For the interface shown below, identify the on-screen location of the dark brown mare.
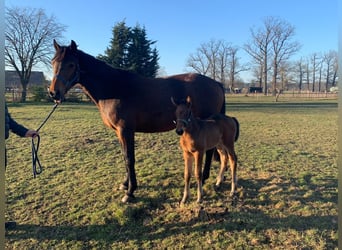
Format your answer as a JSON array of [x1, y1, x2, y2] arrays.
[[172, 96, 239, 204], [48, 40, 226, 202]]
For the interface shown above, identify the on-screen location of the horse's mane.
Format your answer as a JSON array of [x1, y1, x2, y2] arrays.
[[76, 49, 141, 81]]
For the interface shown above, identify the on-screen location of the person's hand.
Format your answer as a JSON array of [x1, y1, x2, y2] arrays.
[[25, 130, 39, 138]]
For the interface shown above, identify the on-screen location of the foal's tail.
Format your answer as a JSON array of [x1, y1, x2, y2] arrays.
[[232, 117, 240, 142]]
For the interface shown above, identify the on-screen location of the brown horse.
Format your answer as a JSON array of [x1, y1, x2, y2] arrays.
[[48, 40, 226, 202], [172, 96, 239, 204]]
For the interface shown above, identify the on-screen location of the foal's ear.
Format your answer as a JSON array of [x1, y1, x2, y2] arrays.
[[70, 40, 78, 51], [186, 96, 192, 108], [53, 39, 60, 51]]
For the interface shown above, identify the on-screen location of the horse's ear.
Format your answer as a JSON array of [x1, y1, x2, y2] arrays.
[[70, 40, 77, 51], [171, 97, 178, 106], [53, 39, 60, 51]]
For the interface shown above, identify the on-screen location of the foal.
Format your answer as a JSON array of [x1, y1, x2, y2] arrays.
[[172, 96, 239, 204]]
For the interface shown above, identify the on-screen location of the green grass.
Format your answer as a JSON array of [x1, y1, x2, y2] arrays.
[[5, 98, 338, 249]]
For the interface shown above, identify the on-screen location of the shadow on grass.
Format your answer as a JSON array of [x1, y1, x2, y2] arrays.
[[5, 214, 337, 243], [6, 175, 337, 247]]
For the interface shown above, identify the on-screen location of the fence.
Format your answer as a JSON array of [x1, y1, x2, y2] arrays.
[[5, 88, 338, 103], [5, 87, 90, 103], [245, 90, 338, 100]]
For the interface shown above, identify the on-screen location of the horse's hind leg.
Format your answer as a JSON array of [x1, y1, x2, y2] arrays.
[[202, 148, 214, 184], [117, 129, 137, 203]]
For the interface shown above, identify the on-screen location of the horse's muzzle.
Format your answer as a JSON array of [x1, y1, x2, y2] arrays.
[[48, 89, 63, 103]]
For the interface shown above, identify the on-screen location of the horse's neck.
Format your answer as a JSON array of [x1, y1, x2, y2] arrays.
[[78, 51, 140, 102]]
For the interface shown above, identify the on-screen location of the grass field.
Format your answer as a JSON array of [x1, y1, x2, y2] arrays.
[[5, 96, 338, 249]]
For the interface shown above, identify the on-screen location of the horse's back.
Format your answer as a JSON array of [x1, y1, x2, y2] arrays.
[[113, 73, 225, 133], [167, 73, 225, 118], [211, 114, 239, 142]]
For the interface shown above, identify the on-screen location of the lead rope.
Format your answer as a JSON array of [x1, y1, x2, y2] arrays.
[[31, 103, 59, 178]]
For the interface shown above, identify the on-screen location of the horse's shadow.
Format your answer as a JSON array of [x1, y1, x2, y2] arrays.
[[6, 175, 337, 246]]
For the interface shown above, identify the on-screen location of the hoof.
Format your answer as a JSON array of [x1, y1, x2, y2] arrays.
[[229, 191, 237, 198], [231, 196, 238, 207], [119, 184, 128, 190], [179, 201, 186, 208], [196, 199, 203, 204], [214, 184, 221, 192], [121, 194, 135, 203], [180, 198, 187, 205]]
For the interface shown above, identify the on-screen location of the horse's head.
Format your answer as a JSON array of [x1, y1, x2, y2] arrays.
[[48, 40, 80, 103], [171, 96, 193, 135]]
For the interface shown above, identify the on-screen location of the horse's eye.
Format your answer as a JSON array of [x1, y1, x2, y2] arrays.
[[68, 63, 75, 69]]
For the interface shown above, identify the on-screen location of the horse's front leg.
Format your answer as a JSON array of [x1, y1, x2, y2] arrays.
[[194, 151, 204, 203], [117, 129, 137, 203], [181, 151, 193, 204]]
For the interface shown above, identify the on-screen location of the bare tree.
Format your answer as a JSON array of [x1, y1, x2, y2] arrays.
[[331, 52, 338, 87], [305, 59, 310, 91], [295, 58, 305, 92], [244, 17, 276, 95], [186, 50, 210, 76], [245, 17, 300, 95], [5, 7, 65, 102], [309, 53, 321, 92], [227, 46, 249, 89], [271, 18, 301, 95], [216, 41, 231, 84], [317, 57, 324, 92], [186, 39, 225, 81], [187, 39, 247, 91], [323, 50, 338, 91]]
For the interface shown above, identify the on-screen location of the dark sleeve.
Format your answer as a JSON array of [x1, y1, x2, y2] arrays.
[[5, 104, 28, 137]]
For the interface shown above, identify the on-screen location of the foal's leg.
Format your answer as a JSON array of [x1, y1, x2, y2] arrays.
[[117, 129, 137, 203], [228, 148, 238, 196], [215, 149, 228, 189], [194, 151, 204, 203], [181, 151, 193, 204]]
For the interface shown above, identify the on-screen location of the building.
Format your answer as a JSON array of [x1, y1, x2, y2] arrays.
[[5, 70, 46, 90]]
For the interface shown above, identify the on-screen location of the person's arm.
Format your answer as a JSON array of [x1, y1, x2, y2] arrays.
[[7, 111, 29, 137], [5, 104, 32, 138]]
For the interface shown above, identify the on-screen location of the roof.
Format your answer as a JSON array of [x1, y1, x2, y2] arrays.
[[5, 70, 46, 88]]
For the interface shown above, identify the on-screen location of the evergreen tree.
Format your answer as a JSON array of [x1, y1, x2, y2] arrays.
[[98, 21, 159, 77], [98, 21, 130, 68]]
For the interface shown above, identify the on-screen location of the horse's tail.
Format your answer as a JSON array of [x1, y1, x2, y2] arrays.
[[232, 117, 240, 142], [219, 84, 226, 115], [212, 82, 226, 162]]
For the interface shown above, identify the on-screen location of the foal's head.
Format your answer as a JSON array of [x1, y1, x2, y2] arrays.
[[171, 96, 193, 135]]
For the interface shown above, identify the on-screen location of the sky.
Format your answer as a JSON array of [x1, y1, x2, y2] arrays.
[[5, 0, 339, 82]]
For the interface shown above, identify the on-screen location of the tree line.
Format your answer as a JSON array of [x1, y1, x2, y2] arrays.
[[186, 16, 338, 95], [5, 7, 338, 102]]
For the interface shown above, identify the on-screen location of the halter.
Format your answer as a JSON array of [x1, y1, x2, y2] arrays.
[[174, 110, 192, 127], [54, 64, 80, 90]]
